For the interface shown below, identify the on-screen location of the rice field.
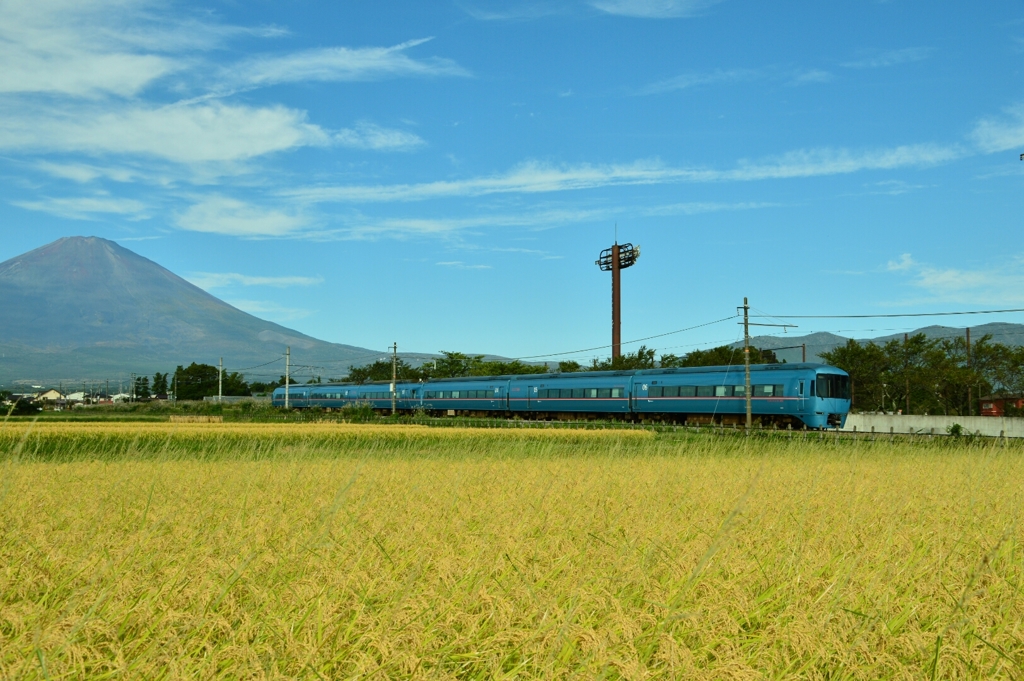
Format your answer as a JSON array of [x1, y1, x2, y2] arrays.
[[2, 422, 1023, 679]]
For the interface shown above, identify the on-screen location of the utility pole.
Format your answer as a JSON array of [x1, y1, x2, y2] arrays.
[[743, 297, 752, 433], [966, 327, 972, 416], [106, 379, 109, 403], [130, 373, 135, 403], [285, 346, 291, 409], [391, 342, 398, 416], [904, 333, 910, 415], [802, 343, 806, 363], [218, 357, 223, 403]]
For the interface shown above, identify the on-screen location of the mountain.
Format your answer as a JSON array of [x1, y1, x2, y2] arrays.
[[740, 323, 1024, 363], [0, 237, 391, 385]]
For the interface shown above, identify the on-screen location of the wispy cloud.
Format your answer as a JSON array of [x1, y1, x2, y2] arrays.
[[886, 253, 1024, 306], [284, 144, 961, 204], [11, 195, 148, 220], [886, 253, 916, 271], [459, 3, 564, 20], [335, 122, 425, 151], [221, 38, 469, 90], [436, 261, 492, 269], [636, 68, 755, 95], [788, 69, 833, 85], [970, 104, 1024, 154], [842, 47, 932, 69], [641, 201, 781, 216], [590, 0, 723, 18], [176, 197, 309, 237], [0, 101, 330, 164], [223, 299, 315, 322], [187, 272, 324, 289]]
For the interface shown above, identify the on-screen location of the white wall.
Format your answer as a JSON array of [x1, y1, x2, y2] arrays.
[[843, 414, 1024, 438]]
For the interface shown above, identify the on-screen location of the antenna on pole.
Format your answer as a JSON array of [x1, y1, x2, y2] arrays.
[[595, 234, 640, 360]]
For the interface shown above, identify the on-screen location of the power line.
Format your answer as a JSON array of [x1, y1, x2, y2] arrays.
[[513, 315, 738, 361], [756, 307, 1024, 320]]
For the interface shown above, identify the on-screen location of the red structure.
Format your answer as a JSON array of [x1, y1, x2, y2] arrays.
[[595, 242, 640, 359], [980, 394, 1024, 417]]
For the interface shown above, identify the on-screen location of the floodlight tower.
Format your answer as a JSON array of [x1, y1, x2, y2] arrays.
[[595, 241, 640, 359]]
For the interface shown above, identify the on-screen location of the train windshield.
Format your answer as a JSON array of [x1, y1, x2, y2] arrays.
[[816, 373, 850, 400]]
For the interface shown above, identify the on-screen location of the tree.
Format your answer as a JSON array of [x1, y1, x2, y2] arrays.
[[173, 363, 218, 401], [133, 375, 151, 400], [820, 340, 888, 411], [346, 358, 424, 383], [661, 345, 779, 368], [152, 372, 169, 398], [558, 360, 584, 373]]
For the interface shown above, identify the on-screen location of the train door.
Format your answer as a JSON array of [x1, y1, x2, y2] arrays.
[[527, 385, 539, 410]]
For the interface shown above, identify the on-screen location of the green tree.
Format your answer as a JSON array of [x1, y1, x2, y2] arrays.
[[558, 360, 584, 373], [152, 372, 169, 397], [346, 358, 425, 383], [133, 375, 151, 400], [173, 363, 218, 401], [820, 340, 888, 411], [661, 345, 779, 368]]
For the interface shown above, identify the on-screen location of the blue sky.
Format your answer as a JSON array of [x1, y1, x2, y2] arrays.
[[2, 0, 1023, 364]]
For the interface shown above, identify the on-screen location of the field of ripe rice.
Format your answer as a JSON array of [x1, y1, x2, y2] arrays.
[[2, 423, 1023, 679]]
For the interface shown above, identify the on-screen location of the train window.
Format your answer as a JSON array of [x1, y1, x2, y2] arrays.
[[452, 391, 461, 398], [697, 385, 714, 397], [734, 385, 746, 397], [587, 388, 598, 398], [663, 386, 679, 397], [572, 388, 585, 398], [556, 389, 568, 398], [816, 374, 850, 400], [809, 381, 815, 397], [648, 386, 663, 397], [714, 386, 730, 397], [611, 388, 624, 398], [678, 386, 696, 397], [597, 388, 612, 398], [753, 385, 772, 397]]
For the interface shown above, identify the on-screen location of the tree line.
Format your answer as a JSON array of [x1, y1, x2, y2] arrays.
[[820, 334, 1024, 416]]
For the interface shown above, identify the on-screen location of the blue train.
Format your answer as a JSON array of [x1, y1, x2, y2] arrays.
[[272, 362, 851, 429]]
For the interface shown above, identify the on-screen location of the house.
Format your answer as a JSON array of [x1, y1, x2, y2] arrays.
[[37, 389, 64, 402], [980, 394, 1024, 417]]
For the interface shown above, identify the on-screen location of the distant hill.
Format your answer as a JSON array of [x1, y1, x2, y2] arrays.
[[739, 323, 1024, 363], [0, 237, 407, 385]]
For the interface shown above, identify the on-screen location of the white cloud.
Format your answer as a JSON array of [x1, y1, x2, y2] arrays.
[[842, 47, 932, 69], [591, 0, 722, 18], [33, 161, 149, 183], [335, 122, 425, 151], [223, 299, 314, 322], [970, 105, 1024, 154], [11, 195, 148, 220], [0, 101, 329, 164], [636, 69, 755, 95], [186, 272, 324, 289], [224, 38, 469, 89], [285, 144, 961, 204], [887, 254, 1024, 306], [887, 253, 916, 271], [176, 197, 309, 237]]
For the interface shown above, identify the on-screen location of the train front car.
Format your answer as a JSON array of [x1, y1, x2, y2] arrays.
[[631, 363, 850, 429], [810, 368, 851, 429]]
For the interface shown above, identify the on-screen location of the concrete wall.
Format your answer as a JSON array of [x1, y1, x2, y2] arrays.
[[842, 413, 1024, 438], [201, 395, 270, 404]]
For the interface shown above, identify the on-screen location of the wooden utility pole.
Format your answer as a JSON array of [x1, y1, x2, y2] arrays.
[[611, 244, 621, 359], [904, 333, 910, 415], [285, 346, 290, 409], [391, 342, 398, 416], [744, 297, 752, 433], [966, 327, 972, 416]]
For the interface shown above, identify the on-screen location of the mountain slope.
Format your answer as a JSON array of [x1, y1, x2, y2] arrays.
[[0, 237, 379, 384]]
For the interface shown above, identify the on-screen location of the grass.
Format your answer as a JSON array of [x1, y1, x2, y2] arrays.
[[1, 422, 1023, 679]]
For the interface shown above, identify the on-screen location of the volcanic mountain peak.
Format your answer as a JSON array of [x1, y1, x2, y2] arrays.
[[0, 236, 374, 382]]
